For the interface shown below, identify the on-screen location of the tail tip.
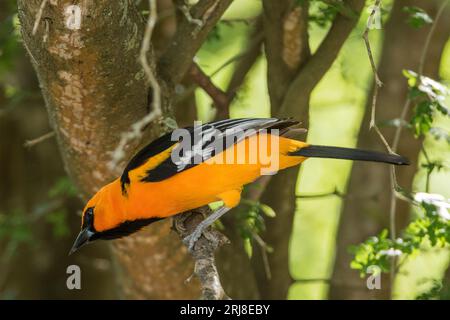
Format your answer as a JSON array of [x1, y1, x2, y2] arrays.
[[397, 156, 410, 166]]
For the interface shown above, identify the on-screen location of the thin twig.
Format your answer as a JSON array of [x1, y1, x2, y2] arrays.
[[23, 131, 55, 148], [364, 1, 393, 154], [32, 0, 48, 35], [418, 1, 448, 76], [108, 0, 163, 171], [43, 18, 50, 43], [139, 0, 161, 116], [422, 147, 432, 192], [363, 0, 401, 290], [296, 188, 344, 199], [363, 0, 383, 87], [392, 99, 411, 151], [252, 232, 272, 280], [179, 4, 203, 29]]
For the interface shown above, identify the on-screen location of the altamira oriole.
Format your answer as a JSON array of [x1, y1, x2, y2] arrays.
[[70, 118, 409, 254]]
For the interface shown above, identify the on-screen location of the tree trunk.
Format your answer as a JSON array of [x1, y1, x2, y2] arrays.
[[17, 0, 199, 299], [330, 0, 450, 300]]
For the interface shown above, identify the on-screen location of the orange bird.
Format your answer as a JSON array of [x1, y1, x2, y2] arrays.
[[70, 118, 408, 254]]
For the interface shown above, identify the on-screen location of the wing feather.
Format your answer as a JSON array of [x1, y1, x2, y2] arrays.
[[120, 118, 299, 192], [140, 118, 298, 183]]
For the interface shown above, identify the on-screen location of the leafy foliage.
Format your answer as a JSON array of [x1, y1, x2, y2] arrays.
[[236, 199, 275, 257], [307, 1, 339, 28], [403, 70, 449, 138], [415, 278, 450, 300], [403, 6, 433, 29], [415, 279, 443, 300], [351, 193, 450, 277]]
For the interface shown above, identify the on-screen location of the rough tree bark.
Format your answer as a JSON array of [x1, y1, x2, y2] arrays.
[[17, 0, 232, 299], [330, 0, 450, 300]]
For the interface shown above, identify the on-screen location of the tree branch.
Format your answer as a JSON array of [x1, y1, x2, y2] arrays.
[[225, 17, 264, 99], [188, 63, 230, 112], [263, 0, 310, 111], [173, 208, 230, 300], [158, 0, 233, 84], [188, 17, 263, 120], [279, 0, 365, 116]]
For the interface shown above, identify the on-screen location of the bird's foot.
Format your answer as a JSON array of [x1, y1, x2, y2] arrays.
[[183, 224, 205, 251], [182, 206, 231, 251]]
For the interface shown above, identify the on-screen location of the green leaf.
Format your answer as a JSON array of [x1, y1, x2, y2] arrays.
[[259, 203, 276, 218], [243, 238, 253, 258], [403, 6, 433, 28]]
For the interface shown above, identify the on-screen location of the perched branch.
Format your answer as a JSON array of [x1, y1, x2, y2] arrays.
[[173, 208, 230, 300], [159, 0, 233, 83]]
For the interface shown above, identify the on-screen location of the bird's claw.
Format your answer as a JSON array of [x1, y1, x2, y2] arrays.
[[183, 227, 203, 251]]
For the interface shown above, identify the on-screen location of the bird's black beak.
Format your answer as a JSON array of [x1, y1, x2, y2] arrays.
[[69, 228, 94, 255]]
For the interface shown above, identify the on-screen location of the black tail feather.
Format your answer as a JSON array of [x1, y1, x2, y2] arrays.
[[291, 145, 409, 165]]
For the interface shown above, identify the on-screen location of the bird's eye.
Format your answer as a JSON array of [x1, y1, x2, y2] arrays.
[[82, 207, 94, 229]]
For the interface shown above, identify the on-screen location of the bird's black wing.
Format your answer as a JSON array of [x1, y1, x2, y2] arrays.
[[120, 118, 298, 191]]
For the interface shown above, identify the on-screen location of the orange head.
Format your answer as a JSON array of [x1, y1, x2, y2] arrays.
[[69, 180, 126, 254]]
